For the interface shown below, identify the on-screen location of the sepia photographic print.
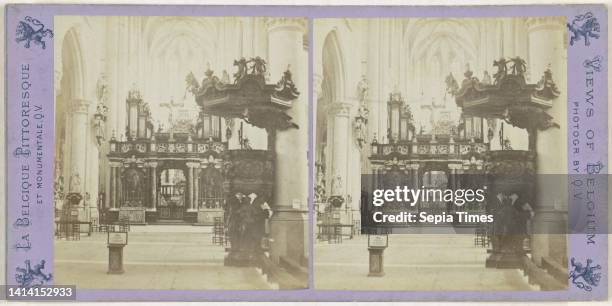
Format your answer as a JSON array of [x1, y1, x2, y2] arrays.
[[52, 16, 309, 290], [4, 3, 607, 302], [313, 17, 569, 291]]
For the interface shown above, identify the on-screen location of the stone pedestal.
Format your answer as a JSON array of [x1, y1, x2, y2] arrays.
[[368, 248, 385, 277], [530, 209, 567, 266], [269, 209, 308, 267], [107, 245, 125, 274]]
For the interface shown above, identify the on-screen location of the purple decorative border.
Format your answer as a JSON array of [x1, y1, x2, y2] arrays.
[[4, 4, 608, 301]]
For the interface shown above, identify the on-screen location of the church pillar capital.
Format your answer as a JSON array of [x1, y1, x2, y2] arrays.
[[144, 161, 158, 168], [525, 17, 565, 33], [407, 163, 420, 170], [71, 99, 92, 114], [328, 102, 352, 117], [108, 161, 123, 168], [266, 17, 307, 34], [186, 162, 200, 169]]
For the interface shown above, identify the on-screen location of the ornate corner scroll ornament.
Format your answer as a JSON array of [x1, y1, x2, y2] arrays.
[[274, 65, 300, 100], [16, 16, 54, 50], [569, 257, 602, 292], [15, 260, 53, 287], [534, 67, 561, 100], [583, 55, 603, 72], [568, 12, 601, 46], [502, 105, 560, 132]]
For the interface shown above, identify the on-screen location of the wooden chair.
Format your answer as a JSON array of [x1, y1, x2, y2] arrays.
[[91, 218, 99, 232], [474, 224, 488, 247], [69, 223, 80, 241], [212, 217, 225, 245]]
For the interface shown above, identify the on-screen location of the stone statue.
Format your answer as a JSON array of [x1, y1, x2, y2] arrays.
[[493, 57, 508, 84], [331, 174, 343, 195], [93, 103, 108, 145], [353, 117, 367, 149], [233, 57, 248, 82], [509, 56, 527, 76], [250, 56, 267, 76], [69, 170, 81, 193], [93, 114, 106, 145], [314, 164, 326, 202], [96, 73, 109, 103], [356, 75, 369, 102]]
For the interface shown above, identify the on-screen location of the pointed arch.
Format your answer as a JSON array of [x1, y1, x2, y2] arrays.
[[61, 28, 86, 100], [322, 30, 346, 103]]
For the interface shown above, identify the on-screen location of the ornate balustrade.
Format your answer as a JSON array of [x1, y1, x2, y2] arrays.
[[370, 138, 489, 160], [109, 137, 227, 156]]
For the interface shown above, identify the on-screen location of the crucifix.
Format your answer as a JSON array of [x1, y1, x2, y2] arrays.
[[160, 97, 184, 141]]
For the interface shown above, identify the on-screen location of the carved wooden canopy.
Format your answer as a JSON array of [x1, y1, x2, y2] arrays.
[[192, 59, 300, 131], [455, 59, 560, 120]]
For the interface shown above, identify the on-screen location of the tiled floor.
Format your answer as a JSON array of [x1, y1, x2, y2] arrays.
[[54, 226, 272, 290], [314, 233, 537, 291]]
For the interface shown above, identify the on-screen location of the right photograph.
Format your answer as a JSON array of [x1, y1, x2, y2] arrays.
[[313, 17, 568, 291]]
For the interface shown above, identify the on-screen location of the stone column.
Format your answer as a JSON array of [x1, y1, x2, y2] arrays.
[[266, 17, 308, 266], [328, 103, 352, 198], [525, 17, 568, 266], [186, 162, 197, 212], [313, 72, 323, 154], [366, 19, 382, 142], [116, 165, 123, 209], [448, 164, 458, 190], [147, 162, 158, 211], [108, 161, 122, 211], [411, 164, 420, 189], [193, 166, 200, 210], [67, 99, 91, 194]]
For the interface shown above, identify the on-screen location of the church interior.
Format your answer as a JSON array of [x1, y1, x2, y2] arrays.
[[313, 17, 568, 290], [53, 16, 308, 289]]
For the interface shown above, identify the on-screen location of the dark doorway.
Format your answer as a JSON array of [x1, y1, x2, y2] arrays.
[[158, 168, 186, 220]]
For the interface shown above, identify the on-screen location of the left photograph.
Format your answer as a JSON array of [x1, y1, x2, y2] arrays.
[[53, 16, 309, 290]]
